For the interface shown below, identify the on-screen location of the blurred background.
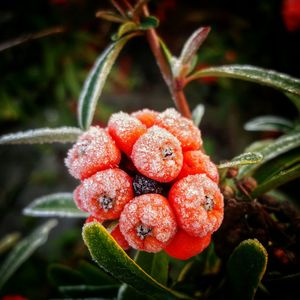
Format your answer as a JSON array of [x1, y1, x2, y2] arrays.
[[0, 0, 299, 298]]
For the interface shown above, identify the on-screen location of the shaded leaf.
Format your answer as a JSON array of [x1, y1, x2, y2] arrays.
[[192, 104, 205, 127], [286, 92, 300, 113], [189, 65, 300, 96], [239, 131, 300, 177], [0, 219, 57, 288], [59, 284, 119, 298], [252, 163, 300, 197], [23, 193, 88, 218], [159, 38, 173, 65], [218, 152, 263, 169], [244, 115, 293, 132], [116, 22, 138, 40], [227, 239, 268, 300], [0, 127, 82, 144], [78, 34, 135, 130], [82, 222, 192, 299], [244, 140, 273, 153], [48, 264, 86, 287], [179, 27, 210, 66], [139, 16, 159, 30]]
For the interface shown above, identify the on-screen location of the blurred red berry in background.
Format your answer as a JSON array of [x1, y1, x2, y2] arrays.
[[282, 0, 300, 31]]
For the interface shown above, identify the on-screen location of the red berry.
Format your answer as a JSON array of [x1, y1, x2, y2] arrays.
[[65, 126, 121, 180], [164, 229, 211, 260], [74, 186, 89, 212], [76, 169, 134, 220], [132, 109, 159, 128], [111, 224, 130, 250], [178, 150, 219, 183], [119, 194, 177, 253], [85, 215, 104, 224], [169, 174, 224, 237], [155, 108, 202, 151], [131, 126, 183, 182], [108, 112, 147, 156]]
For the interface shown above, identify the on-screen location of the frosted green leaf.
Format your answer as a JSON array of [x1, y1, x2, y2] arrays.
[[0, 219, 57, 288], [218, 152, 263, 169], [189, 65, 300, 96], [244, 115, 293, 132], [78, 34, 135, 130], [23, 193, 88, 218], [192, 104, 205, 127], [0, 127, 82, 144]]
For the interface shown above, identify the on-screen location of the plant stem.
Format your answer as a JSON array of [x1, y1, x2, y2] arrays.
[[142, 6, 192, 119]]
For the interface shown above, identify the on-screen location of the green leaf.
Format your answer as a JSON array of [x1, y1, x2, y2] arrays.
[[218, 152, 263, 169], [0, 219, 57, 288], [82, 222, 192, 300], [239, 131, 300, 177], [139, 16, 159, 30], [192, 104, 205, 127], [159, 38, 173, 65], [227, 239, 268, 300], [252, 163, 300, 197], [179, 27, 210, 66], [23, 193, 88, 218], [244, 140, 273, 153], [115, 22, 138, 40], [78, 34, 134, 130], [244, 115, 293, 132], [0, 127, 82, 144], [189, 65, 300, 96]]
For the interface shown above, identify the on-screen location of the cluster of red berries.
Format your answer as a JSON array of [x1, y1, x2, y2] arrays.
[[65, 108, 224, 260]]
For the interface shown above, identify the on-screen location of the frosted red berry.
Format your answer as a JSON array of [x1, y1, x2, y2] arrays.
[[164, 229, 211, 260], [178, 150, 219, 183], [110, 224, 130, 250], [132, 109, 159, 128], [131, 126, 183, 182], [119, 194, 177, 253], [108, 112, 147, 156], [169, 174, 224, 237], [76, 168, 133, 220], [65, 126, 121, 180], [155, 108, 203, 151]]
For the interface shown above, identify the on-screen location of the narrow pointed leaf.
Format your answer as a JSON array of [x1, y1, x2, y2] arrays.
[[78, 35, 134, 129], [227, 239, 268, 300], [116, 22, 138, 40], [159, 38, 173, 65], [189, 65, 300, 96], [179, 27, 210, 66], [82, 222, 192, 300], [0, 127, 82, 144], [252, 163, 300, 197], [0, 232, 21, 255], [239, 131, 300, 177], [0, 219, 57, 288], [286, 93, 300, 113], [192, 104, 205, 127], [218, 152, 263, 169], [23, 193, 88, 218], [244, 115, 293, 132], [96, 10, 127, 23]]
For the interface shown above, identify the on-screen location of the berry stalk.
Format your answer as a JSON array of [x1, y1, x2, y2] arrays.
[[142, 5, 192, 119]]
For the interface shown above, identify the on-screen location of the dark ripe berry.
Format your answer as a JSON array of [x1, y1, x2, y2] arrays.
[[133, 174, 164, 196]]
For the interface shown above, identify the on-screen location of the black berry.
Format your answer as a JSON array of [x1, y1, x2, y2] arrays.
[[133, 174, 164, 196]]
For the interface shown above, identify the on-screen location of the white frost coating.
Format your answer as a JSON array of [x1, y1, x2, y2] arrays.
[[131, 126, 183, 182], [192, 104, 205, 127], [65, 126, 121, 179], [0, 127, 82, 144], [155, 108, 202, 150], [23, 192, 88, 218], [170, 174, 224, 237], [119, 194, 177, 253]]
